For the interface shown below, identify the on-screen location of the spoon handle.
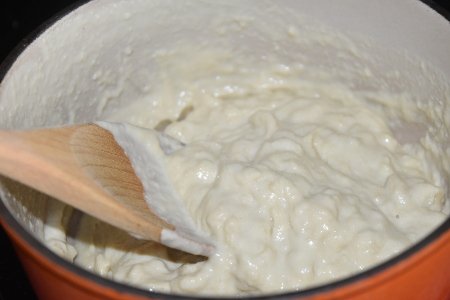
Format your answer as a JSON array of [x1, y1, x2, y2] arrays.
[[0, 124, 170, 242]]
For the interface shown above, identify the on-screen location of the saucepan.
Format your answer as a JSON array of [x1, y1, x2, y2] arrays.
[[0, 0, 450, 299]]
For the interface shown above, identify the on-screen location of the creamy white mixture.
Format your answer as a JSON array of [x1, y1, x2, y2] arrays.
[[56, 50, 449, 296], [0, 0, 448, 297]]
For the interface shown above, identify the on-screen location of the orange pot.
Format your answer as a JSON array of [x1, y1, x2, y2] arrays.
[[1, 200, 450, 299], [1, 0, 450, 299]]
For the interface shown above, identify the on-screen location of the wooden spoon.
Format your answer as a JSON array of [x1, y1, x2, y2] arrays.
[[0, 123, 212, 256]]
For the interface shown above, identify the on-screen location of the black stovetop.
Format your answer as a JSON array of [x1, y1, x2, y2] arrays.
[[0, 1, 449, 299]]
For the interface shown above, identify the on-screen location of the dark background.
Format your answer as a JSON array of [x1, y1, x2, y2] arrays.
[[0, 1, 449, 299]]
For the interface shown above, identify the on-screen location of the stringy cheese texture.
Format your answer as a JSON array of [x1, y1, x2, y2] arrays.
[[66, 47, 450, 296], [21, 6, 448, 295]]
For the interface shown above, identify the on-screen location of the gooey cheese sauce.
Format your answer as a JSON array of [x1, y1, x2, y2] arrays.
[[60, 52, 448, 295]]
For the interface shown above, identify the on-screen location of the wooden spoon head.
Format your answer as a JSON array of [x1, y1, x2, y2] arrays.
[[70, 124, 174, 234]]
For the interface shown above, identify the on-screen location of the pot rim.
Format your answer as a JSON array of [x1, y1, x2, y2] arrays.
[[0, 0, 449, 299]]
